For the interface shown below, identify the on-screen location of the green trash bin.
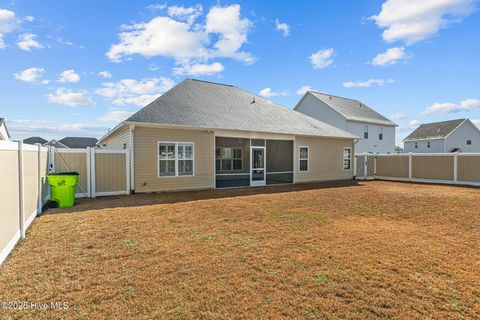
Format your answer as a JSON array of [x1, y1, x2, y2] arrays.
[[46, 172, 79, 208]]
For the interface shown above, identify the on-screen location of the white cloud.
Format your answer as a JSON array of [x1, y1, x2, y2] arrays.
[[409, 119, 422, 126], [173, 62, 224, 75], [113, 95, 161, 107], [296, 86, 315, 95], [147, 4, 167, 11], [0, 9, 19, 49], [343, 78, 394, 88], [259, 87, 288, 98], [421, 98, 480, 116], [167, 5, 203, 25], [389, 112, 407, 121], [371, 0, 476, 45], [98, 110, 134, 122], [13, 67, 44, 82], [96, 77, 174, 107], [107, 4, 254, 67], [275, 19, 290, 37], [397, 119, 422, 132], [98, 71, 112, 78], [57, 69, 80, 83], [372, 47, 411, 66], [8, 119, 107, 139], [309, 48, 334, 69], [47, 88, 95, 107], [17, 33, 43, 51]]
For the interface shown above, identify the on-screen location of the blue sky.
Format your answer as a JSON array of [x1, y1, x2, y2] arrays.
[[1, 0, 479, 145]]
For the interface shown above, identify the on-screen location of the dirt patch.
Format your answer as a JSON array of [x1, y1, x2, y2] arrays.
[[1, 181, 479, 319]]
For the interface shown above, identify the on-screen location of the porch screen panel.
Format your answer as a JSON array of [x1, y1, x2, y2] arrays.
[[215, 137, 250, 188], [266, 140, 293, 184]]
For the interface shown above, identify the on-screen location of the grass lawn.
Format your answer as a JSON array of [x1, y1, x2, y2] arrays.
[[1, 180, 479, 319]]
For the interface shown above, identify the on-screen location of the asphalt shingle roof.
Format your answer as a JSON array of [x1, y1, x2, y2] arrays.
[[404, 119, 466, 141], [59, 137, 98, 148], [127, 79, 357, 139], [307, 92, 396, 126], [23, 136, 48, 145]]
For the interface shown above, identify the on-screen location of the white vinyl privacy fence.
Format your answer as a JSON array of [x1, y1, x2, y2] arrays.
[[1, 144, 130, 266], [0, 141, 48, 265], [356, 153, 480, 186]]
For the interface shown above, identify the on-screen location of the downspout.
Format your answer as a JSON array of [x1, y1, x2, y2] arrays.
[[353, 138, 360, 178]]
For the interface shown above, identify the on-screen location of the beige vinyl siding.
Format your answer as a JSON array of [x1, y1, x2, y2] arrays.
[[412, 156, 454, 180], [102, 126, 130, 149], [294, 137, 354, 182], [376, 156, 409, 178], [457, 156, 480, 182], [95, 153, 127, 192], [54, 152, 88, 194], [134, 127, 214, 192], [0, 150, 20, 255], [23, 151, 39, 224]]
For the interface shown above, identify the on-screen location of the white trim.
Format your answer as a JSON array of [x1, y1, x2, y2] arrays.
[[129, 125, 135, 192], [86, 147, 91, 197], [250, 145, 266, 186], [375, 176, 480, 187], [453, 152, 458, 182], [298, 146, 309, 172], [0, 230, 20, 266], [95, 149, 128, 154], [266, 171, 294, 175], [125, 149, 131, 194], [157, 141, 195, 178], [95, 191, 130, 197], [16, 140, 25, 239], [53, 148, 88, 153], [343, 147, 352, 171]]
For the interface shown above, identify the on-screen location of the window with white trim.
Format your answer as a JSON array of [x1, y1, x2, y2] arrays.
[[299, 147, 309, 172], [216, 147, 243, 171], [378, 127, 383, 140], [363, 125, 369, 139], [343, 147, 351, 170], [158, 142, 194, 177]]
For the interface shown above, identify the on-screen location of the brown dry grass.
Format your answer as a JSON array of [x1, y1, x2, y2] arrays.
[[1, 180, 480, 319]]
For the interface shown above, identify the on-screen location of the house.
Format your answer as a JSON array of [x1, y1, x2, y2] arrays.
[[403, 119, 480, 153], [23, 137, 48, 145], [99, 79, 358, 192], [0, 118, 10, 141], [24, 136, 98, 148], [294, 92, 397, 154]]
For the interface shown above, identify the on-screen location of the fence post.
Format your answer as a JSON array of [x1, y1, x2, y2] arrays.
[[17, 140, 25, 239], [36, 144, 43, 215], [90, 147, 96, 198], [374, 155, 377, 178], [453, 152, 458, 182], [364, 154, 367, 180], [86, 147, 91, 197], [408, 153, 412, 181]]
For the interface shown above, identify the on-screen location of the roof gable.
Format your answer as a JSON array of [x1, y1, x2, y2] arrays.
[[126, 79, 357, 139], [404, 119, 466, 141], [305, 92, 396, 126]]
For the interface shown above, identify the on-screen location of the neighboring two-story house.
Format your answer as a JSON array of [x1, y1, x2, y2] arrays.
[[294, 91, 396, 153], [403, 119, 480, 153]]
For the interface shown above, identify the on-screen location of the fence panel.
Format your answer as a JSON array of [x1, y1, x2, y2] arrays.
[[457, 155, 480, 183], [367, 155, 375, 177], [94, 150, 129, 196], [412, 155, 454, 181], [356, 155, 365, 178], [53, 150, 89, 197], [23, 150, 39, 228], [375, 155, 409, 178]]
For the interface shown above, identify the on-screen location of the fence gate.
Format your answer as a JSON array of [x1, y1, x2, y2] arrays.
[[51, 147, 130, 197], [355, 154, 375, 179]]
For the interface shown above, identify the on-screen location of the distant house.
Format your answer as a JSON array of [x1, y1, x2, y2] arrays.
[[24, 136, 98, 148], [294, 92, 397, 153], [404, 119, 480, 153], [23, 137, 48, 145], [0, 118, 10, 141]]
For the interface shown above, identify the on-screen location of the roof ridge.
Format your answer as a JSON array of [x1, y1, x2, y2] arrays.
[[418, 118, 466, 126], [187, 78, 235, 87], [310, 91, 359, 103]]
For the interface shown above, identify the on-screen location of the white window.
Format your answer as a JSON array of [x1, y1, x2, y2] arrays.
[[378, 128, 383, 140], [216, 147, 243, 171], [299, 146, 309, 172], [158, 142, 194, 177], [363, 125, 369, 139], [343, 147, 352, 170]]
